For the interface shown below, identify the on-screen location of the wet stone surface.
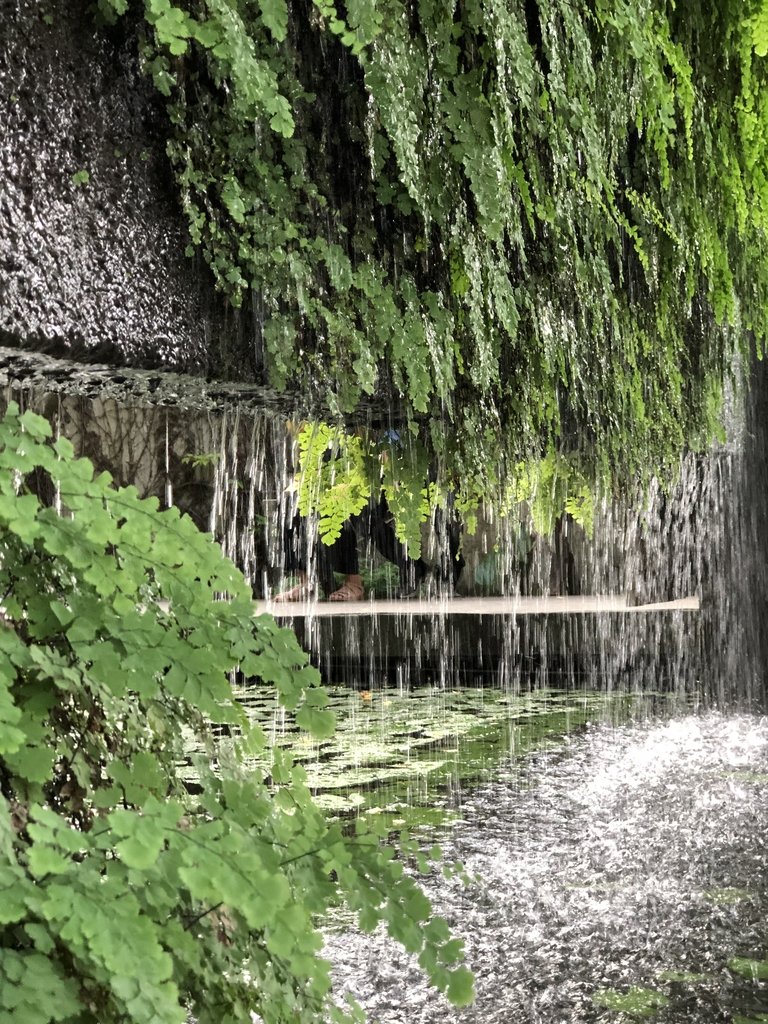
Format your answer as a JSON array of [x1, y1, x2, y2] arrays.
[[327, 713, 768, 1022], [0, 346, 285, 415], [0, 0, 242, 372]]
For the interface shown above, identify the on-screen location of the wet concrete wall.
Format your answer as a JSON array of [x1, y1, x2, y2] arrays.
[[0, 0, 246, 374]]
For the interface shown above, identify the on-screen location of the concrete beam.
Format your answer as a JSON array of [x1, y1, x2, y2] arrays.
[[259, 594, 700, 618]]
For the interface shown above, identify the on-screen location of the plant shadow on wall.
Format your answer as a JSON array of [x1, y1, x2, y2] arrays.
[[0, 404, 473, 1024], [86, 0, 768, 523]]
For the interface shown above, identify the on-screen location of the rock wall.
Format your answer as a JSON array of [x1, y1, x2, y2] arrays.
[[0, 0, 246, 374]]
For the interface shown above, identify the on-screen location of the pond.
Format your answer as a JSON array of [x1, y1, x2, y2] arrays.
[[233, 685, 651, 827], [234, 685, 768, 1022]]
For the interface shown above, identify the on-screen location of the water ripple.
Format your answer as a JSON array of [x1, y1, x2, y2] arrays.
[[327, 713, 768, 1023]]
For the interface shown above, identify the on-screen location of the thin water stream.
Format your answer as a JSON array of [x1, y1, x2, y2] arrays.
[[326, 712, 768, 1023]]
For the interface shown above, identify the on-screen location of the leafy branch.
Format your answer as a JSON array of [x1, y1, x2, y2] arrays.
[[0, 403, 473, 1023]]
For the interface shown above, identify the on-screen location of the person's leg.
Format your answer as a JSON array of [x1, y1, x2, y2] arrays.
[[325, 517, 364, 601], [367, 496, 428, 595], [327, 573, 364, 600], [274, 512, 365, 602], [273, 511, 312, 601], [443, 505, 466, 589]]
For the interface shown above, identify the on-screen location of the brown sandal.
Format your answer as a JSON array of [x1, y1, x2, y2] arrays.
[[327, 580, 365, 602]]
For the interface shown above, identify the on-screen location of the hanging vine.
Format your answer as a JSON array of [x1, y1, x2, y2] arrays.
[[88, 0, 768, 533]]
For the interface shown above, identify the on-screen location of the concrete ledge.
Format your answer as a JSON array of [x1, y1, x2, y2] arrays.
[[259, 594, 700, 618]]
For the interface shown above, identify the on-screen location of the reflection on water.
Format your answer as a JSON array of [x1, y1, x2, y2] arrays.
[[327, 713, 768, 1023]]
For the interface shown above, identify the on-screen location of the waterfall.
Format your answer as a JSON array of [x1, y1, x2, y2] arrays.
[[3, 346, 766, 706]]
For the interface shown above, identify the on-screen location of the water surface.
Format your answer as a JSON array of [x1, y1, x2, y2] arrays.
[[327, 713, 768, 1023]]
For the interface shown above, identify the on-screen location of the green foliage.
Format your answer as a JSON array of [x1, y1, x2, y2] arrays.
[[503, 451, 596, 537], [358, 558, 399, 598], [180, 450, 220, 469], [291, 416, 598, 551], [87, 0, 768, 522], [294, 422, 442, 558], [380, 436, 433, 554], [0, 404, 472, 1023], [296, 423, 372, 546]]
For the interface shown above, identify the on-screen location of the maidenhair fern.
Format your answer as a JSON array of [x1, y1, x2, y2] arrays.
[[86, 0, 768, 526]]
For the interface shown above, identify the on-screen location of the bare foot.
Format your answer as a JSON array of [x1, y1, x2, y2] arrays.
[[328, 577, 365, 602], [272, 580, 312, 603]]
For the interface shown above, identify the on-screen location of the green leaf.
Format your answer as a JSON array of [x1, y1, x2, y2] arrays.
[[446, 965, 475, 1006], [108, 752, 167, 806], [28, 845, 71, 878], [114, 834, 162, 870], [296, 705, 336, 738], [153, 5, 192, 54], [259, 0, 288, 41], [18, 410, 52, 440], [221, 176, 246, 224], [6, 744, 55, 784], [0, 868, 34, 924], [0, 950, 81, 1019], [191, 18, 220, 48], [751, 3, 768, 57], [403, 888, 431, 922], [269, 97, 295, 137]]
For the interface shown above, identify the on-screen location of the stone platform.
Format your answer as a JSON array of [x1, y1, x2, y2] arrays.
[[259, 594, 700, 618]]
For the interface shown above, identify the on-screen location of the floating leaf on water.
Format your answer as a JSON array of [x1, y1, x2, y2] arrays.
[[312, 792, 366, 812], [703, 887, 753, 905], [720, 771, 768, 784]]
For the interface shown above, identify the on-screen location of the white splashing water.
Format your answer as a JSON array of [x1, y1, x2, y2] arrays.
[[327, 713, 768, 1023]]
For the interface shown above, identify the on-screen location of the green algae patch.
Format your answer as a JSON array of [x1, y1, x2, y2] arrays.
[[729, 958, 768, 981], [656, 969, 711, 984], [228, 686, 649, 829], [592, 986, 670, 1017], [720, 771, 768, 785], [703, 888, 754, 906]]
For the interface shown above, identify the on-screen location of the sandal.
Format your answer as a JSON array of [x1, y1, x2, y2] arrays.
[[272, 581, 313, 603], [327, 580, 365, 602]]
